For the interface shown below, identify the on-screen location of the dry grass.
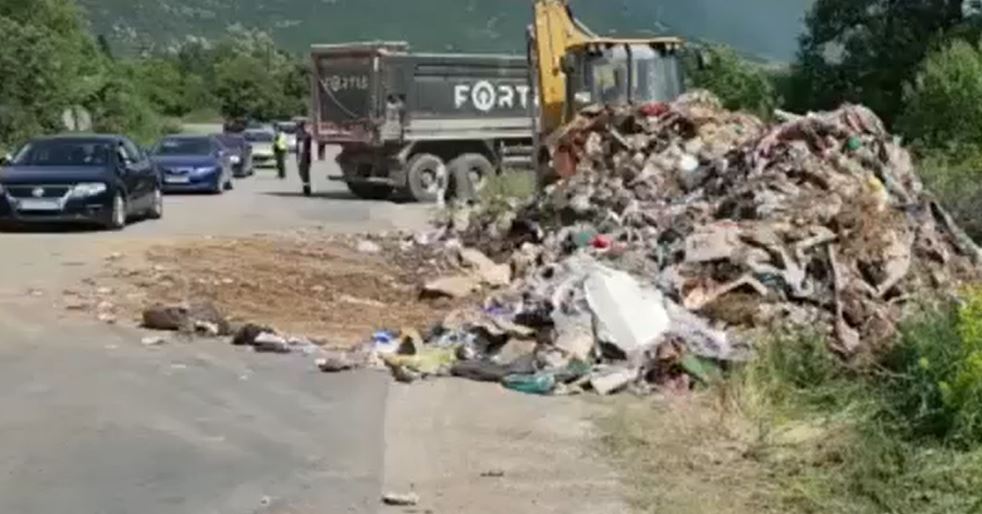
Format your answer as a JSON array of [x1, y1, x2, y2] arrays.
[[599, 326, 982, 514], [599, 394, 786, 514]]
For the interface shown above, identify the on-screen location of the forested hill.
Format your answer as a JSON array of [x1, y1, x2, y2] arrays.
[[78, 0, 812, 60]]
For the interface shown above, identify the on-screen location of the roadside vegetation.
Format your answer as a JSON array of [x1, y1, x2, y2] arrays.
[[0, 0, 305, 151], [603, 293, 982, 513]]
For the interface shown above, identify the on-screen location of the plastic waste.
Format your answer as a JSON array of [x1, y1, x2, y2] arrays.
[[584, 266, 670, 358], [502, 372, 556, 395], [384, 347, 456, 376], [372, 330, 399, 355], [679, 354, 722, 385], [571, 227, 600, 248]]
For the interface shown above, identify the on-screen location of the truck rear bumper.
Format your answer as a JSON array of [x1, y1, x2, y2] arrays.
[[334, 144, 406, 188]]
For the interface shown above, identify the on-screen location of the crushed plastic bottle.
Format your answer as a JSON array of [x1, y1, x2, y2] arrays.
[[502, 372, 556, 395]]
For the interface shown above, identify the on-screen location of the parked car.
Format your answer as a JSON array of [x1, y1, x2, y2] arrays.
[[151, 135, 233, 194], [243, 129, 276, 168], [0, 134, 163, 230], [214, 133, 253, 177], [274, 121, 298, 152]]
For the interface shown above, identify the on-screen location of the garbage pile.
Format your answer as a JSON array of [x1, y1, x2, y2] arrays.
[[462, 91, 981, 353], [366, 91, 982, 396]]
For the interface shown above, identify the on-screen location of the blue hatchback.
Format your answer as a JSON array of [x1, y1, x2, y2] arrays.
[[151, 135, 233, 194]]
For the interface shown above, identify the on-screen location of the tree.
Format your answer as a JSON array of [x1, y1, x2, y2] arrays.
[[213, 54, 282, 120], [899, 40, 982, 153], [788, 0, 966, 124], [0, 17, 70, 145], [97, 34, 114, 61], [688, 45, 777, 118]]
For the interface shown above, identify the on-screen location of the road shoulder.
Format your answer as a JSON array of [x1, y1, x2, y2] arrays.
[[382, 378, 626, 513]]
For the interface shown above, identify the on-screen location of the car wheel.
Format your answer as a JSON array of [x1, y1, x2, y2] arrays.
[[405, 153, 447, 203], [146, 186, 163, 220], [105, 192, 127, 231], [447, 153, 494, 202]]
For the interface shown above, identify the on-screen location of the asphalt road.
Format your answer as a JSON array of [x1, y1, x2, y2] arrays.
[[0, 154, 432, 514]]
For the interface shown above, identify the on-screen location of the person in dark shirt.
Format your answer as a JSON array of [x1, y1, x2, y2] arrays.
[[297, 121, 313, 196]]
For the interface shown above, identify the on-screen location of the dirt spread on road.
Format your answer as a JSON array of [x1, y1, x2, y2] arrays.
[[68, 231, 452, 344]]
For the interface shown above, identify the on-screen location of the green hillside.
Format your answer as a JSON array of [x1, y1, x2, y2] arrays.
[[78, 0, 812, 60]]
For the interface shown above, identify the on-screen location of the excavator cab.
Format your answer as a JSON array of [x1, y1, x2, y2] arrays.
[[561, 40, 685, 118]]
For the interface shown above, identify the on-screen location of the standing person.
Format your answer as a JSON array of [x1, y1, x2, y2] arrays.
[[273, 126, 288, 180], [297, 121, 313, 197]]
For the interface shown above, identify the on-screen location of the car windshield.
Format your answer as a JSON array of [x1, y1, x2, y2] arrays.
[[13, 139, 114, 167], [154, 138, 212, 156], [244, 131, 274, 143], [277, 123, 297, 134]]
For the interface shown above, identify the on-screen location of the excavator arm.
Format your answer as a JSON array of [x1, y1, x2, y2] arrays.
[[530, 0, 595, 139]]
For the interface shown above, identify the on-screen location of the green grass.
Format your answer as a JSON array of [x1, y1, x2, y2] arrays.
[[480, 169, 536, 204], [601, 304, 982, 514]]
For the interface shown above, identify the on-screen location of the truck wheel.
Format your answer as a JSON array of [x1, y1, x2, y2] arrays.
[[406, 153, 447, 203], [448, 153, 494, 201], [347, 183, 393, 200]]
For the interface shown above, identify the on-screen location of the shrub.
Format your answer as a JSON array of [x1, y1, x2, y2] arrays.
[[687, 45, 778, 119], [882, 290, 982, 447], [899, 40, 982, 152]]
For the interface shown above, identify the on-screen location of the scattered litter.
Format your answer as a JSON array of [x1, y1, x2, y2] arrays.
[[252, 332, 291, 354], [421, 275, 480, 299], [356, 239, 382, 254], [141, 336, 167, 346], [589, 366, 638, 395], [194, 321, 221, 338], [481, 469, 506, 478], [232, 323, 274, 346], [142, 302, 230, 335], [382, 491, 420, 506], [502, 371, 557, 395], [316, 351, 358, 373]]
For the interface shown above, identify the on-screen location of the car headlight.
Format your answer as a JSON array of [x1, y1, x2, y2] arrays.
[[71, 182, 107, 197], [229, 155, 241, 164], [194, 166, 219, 175]]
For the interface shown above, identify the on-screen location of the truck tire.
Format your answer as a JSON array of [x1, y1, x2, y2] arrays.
[[448, 153, 494, 201], [406, 153, 447, 203], [347, 182, 393, 200]]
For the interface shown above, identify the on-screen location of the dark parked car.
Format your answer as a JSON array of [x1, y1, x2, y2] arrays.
[[214, 133, 253, 177], [0, 135, 162, 230], [151, 135, 233, 194]]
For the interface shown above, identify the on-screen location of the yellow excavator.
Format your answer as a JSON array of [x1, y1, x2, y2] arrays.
[[529, 0, 686, 181]]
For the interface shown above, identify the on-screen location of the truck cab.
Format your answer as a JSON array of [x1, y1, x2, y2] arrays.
[[561, 40, 685, 119]]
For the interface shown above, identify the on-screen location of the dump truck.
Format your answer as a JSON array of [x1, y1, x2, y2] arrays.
[[310, 42, 534, 202]]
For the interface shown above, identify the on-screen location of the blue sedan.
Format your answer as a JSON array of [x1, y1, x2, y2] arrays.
[[151, 135, 233, 194], [0, 135, 163, 230]]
